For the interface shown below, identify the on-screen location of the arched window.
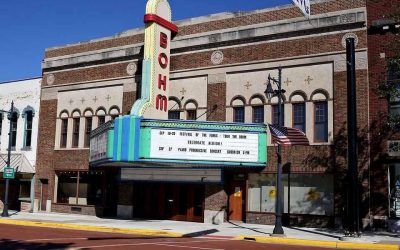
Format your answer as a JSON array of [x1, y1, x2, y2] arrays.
[[311, 90, 329, 142], [59, 110, 69, 148], [96, 107, 106, 126], [185, 100, 198, 120], [71, 110, 81, 148], [250, 95, 265, 124], [168, 97, 181, 120], [83, 109, 93, 148], [231, 97, 246, 123], [270, 94, 285, 126], [8, 107, 20, 149], [290, 93, 307, 132], [109, 106, 120, 120], [22, 106, 35, 148]]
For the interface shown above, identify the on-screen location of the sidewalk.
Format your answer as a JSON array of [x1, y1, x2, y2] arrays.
[[1, 211, 400, 249]]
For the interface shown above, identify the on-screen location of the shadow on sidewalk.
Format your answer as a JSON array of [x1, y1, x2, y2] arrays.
[[287, 226, 341, 239], [227, 221, 270, 235], [183, 229, 219, 237]]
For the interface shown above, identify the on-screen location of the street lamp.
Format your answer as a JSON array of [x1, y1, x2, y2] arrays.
[[264, 67, 285, 235], [0, 101, 14, 217]]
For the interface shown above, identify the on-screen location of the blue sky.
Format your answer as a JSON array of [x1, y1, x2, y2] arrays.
[[0, 0, 292, 82]]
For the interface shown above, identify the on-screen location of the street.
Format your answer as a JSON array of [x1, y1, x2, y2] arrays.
[[0, 224, 338, 250]]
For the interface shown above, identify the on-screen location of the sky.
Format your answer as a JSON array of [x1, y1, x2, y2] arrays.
[[0, 0, 292, 82]]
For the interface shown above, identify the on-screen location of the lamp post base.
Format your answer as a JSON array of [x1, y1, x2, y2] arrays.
[[1, 207, 9, 217]]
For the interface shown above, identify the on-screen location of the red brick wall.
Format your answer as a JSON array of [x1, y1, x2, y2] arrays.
[[44, 0, 366, 59], [207, 83, 226, 121], [367, 0, 400, 217]]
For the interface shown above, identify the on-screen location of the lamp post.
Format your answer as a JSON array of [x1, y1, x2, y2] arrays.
[[0, 101, 14, 217], [264, 67, 285, 235]]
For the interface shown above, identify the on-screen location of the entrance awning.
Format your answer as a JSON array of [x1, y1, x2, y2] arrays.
[[0, 153, 35, 174]]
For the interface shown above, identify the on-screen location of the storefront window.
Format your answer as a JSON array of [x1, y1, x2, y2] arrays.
[[57, 171, 103, 205], [389, 164, 400, 218], [248, 173, 334, 215]]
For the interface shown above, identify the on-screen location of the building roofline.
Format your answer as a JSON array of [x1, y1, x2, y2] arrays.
[[45, 0, 330, 51], [0, 76, 42, 85]]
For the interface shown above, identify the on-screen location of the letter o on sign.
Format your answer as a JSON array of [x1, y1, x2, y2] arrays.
[[158, 53, 168, 69]]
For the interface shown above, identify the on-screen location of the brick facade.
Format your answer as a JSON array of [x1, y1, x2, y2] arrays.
[[36, 0, 387, 228]]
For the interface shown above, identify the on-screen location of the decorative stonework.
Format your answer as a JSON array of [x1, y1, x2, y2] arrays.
[[126, 62, 137, 76], [208, 73, 226, 84], [211, 50, 224, 65], [341, 33, 359, 48], [340, 14, 356, 24], [388, 141, 400, 156], [46, 74, 55, 85]]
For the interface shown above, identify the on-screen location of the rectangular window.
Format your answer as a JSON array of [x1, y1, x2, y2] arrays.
[[60, 118, 68, 148], [168, 111, 180, 120], [252, 106, 264, 123], [233, 106, 245, 123], [72, 118, 80, 148], [11, 112, 18, 149], [247, 173, 334, 216], [24, 111, 33, 148], [187, 110, 197, 120], [56, 171, 103, 205], [389, 62, 400, 116], [314, 102, 328, 142], [293, 103, 305, 132], [271, 104, 284, 126], [98, 116, 105, 126], [84, 117, 92, 148]]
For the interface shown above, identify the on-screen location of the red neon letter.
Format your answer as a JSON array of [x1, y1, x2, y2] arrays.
[[158, 53, 168, 69], [158, 74, 167, 91], [160, 32, 168, 49], [156, 95, 168, 111]]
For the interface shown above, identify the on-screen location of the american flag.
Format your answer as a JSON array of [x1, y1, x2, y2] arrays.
[[268, 124, 309, 145]]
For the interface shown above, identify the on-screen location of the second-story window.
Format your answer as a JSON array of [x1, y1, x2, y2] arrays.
[[98, 115, 105, 126], [314, 101, 328, 142], [11, 112, 18, 149], [168, 111, 180, 120], [272, 104, 284, 126], [252, 105, 264, 123], [84, 117, 92, 148], [72, 118, 80, 148], [24, 110, 33, 148], [60, 118, 68, 148], [233, 106, 245, 123], [293, 103, 306, 132], [187, 110, 197, 120]]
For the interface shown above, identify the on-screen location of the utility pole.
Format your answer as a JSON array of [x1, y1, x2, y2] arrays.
[[345, 37, 360, 236]]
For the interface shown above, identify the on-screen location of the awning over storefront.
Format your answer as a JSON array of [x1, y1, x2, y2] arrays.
[[0, 153, 35, 174]]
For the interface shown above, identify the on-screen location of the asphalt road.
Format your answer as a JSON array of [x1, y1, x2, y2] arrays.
[[0, 224, 340, 250]]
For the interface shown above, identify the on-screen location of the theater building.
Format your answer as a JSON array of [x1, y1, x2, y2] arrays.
[[35, 0, 374, 227], [0, 77, 41, 212]]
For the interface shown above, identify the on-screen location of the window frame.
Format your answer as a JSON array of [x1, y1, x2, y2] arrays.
[[314, 101, 328, 143], [233, 106, 245, 123], [23, 110, 33, 149], [72, 117, 80, 148], [292, 102, 306, 132], [60, 118, 68, 148], [252, 105, 264, 124], [186, 109, 197, 120], [271, 104, 284, 126], [84, 116, 92, 148]]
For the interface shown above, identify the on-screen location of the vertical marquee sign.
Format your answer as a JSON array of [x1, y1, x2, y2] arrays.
[[131, 0, 178, 119]]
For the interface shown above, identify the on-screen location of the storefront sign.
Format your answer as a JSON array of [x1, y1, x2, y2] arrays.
[[3, 167, 15, 179], [131, 0, 178, 119], [150, 129, 259, 162]]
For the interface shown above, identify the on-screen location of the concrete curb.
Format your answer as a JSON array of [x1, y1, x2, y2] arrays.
[[0, 219, 183, 238], [236, 236, 399, 250]]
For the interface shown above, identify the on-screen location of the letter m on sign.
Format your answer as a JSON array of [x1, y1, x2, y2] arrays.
[[156, 95, 168, 111]]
